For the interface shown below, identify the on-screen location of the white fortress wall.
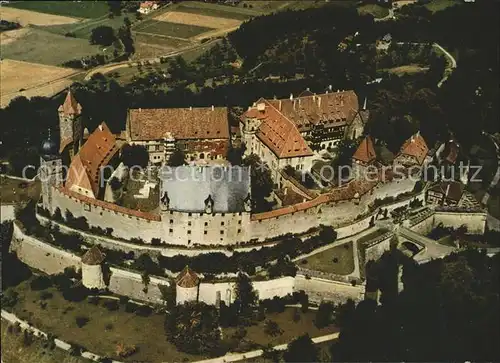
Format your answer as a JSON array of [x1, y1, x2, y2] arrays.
[[364, 233, 393, 262], [107, 267, 170, 303], [294, 275, 364, 304], [11, 223, 81, 274], [1, 204, 15, 222], [434, 211, 487, 234]]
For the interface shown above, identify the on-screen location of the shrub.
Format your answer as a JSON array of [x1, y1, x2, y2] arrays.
[[63, 285, 90, 302], [75, 316, 90, 328], [22, 330, 34, 347], [116, 343, 138, 358], [125, 301, 137, 313], [39, 291, 53, 300], [103, 299, 119, 311], [87, 296, 100, 305], [30, 275, 52, 291], [135, 304, 152, 317], [69, 344, 83, 356], [105, 323, 114, 331], [119, 295, 129, 305], [151, 238, 161, 246], [1, 290, 19, 308]]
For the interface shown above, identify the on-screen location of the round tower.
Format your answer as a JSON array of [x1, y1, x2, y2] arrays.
[[39, 129, 63, 213], [81, 246, 106, 290], [176, 265, 200, 305]]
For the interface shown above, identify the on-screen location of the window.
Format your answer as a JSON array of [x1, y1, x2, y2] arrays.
[[84, 203, 91, 212], [237, 229, 241, 234], [204, 222, 208, 226], [170, 219, 173, 224], [238, 220, 242, 225], [187, 230, 191, 235], [220, 230, 224, 235], [221, 213, 225, 217], [169, 228, 173, 233], [221, 221, 224, 226], [204, 231, 207, 235], [188, 240, 191, 244], [188, 212, 192, 217], [188, 221, 192, 226]]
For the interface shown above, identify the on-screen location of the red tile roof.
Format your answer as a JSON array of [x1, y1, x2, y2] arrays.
[[429, 181, 464, 202], [57, 187, 161, 221], [176, 266, 200, 288], [352, 136, 376, 164], [58, 90, 82, 116], [398, 133, 428, 165], [266, 90, 359, 131], [243, 100, 313, 158], [66, 122, 119, 196], [127, 107, 229, 141]]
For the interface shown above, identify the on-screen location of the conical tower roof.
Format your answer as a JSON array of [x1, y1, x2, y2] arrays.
[[353, 136, 376, 164], [81, 246, 105, 265], [176, 266, 200, 288], [58, 90, 82, 115]]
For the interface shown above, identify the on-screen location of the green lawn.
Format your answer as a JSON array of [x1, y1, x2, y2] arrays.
[[223, 308, 338, 347], [357, 4, 390, 18], [175, 3, 253, 20], [7, 279, 201, 362], [1, 29, 101, 66], [299, 242, 355, 275], [424, 0, 461, 13], [6, 1, 109, 19], [0, 175, 40, 204], [1, 322, 90, 363], [133, 20, 213, 39], [38, 13, 134, 40]]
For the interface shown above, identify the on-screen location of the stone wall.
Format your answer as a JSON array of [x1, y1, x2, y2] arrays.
[[433, 210, 487, 234], [10, 223, 81, 274], [294, 275, 364, 304], [0, 204, 15, 222], [364, 233, 393, 262], [107, 267, 170, 303]]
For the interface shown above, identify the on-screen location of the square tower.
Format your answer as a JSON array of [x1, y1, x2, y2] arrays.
[[58, 90, 83, 159]]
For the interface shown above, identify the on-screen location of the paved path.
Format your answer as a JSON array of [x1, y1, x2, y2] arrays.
[[481, 133, 500, 205], [190, 332, 339, 363], [434, 42, 457, 87], [399, 227, 455, 264]]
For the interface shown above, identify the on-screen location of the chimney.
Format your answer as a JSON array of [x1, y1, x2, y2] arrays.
[[189, 106, 192, 111], [211, 105, 214, 111], [293, 100, 296, 110], [329, 85, 332, 91], [139, 108, 142, 112], [318, 96, 321, 108], [313, 93, 316, 101], [290, 93, 293, 100], [363, 97, 367, 110], [279, 100, 282, 111], [98, 124, 103, 131], [340, 99, 344, 107], [306, 87, 310, 91]]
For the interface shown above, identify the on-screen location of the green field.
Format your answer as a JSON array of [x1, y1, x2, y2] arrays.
[[133, 20, 213, 39], [6, 0, 109, 19], [1, 29, 101, 66], [358, 4, 390, 18], [299, 242, 355, 275], [424, 0, 461, 13], [0, 176, 40, 204], [37, 13, 134, 40], [174, 3, 253, 20]]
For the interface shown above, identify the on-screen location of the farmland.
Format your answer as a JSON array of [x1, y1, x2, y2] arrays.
[[1, 28, 101, 66], [133, 19, 213, 39], [5, 0, 109, 19], [0, 6, 80, 26], [0, 59, 78, 107], [154, 11, 242, 29], [173, 2, 256, 20]]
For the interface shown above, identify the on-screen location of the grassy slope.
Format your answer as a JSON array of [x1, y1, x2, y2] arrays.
[[299, 242, 355, 275], [6, 1, 109, 19], [424, 0, 461, 13], [357, 4, 390, 18], [1, 322, 90, 363], [0, 176, 40, 204], [8, 279, 200, 362], [1, 28, 101, 66]]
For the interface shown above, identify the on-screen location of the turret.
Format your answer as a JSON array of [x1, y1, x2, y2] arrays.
[[81, 246, 106, 290], [58, 89, 83, 158], [176, 266, 200, 305], [39, 129, 63, 213], [160, 191, 170, 211]]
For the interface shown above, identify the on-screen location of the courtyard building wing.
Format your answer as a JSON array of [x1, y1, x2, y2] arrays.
[[398, 133, 429, 165], [353, 136, 376, 164], [176, 266, 200, 288]]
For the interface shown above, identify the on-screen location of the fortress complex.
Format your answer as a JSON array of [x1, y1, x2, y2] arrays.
[[36, 89, 474, 248]]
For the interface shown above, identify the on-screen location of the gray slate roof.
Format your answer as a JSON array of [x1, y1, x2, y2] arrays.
[[159, 166, 251, 213]]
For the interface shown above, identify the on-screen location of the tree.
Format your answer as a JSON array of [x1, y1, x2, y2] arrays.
[[243, 154, 273, 212], [89, 26, 116, 46], [234, 272, 257, 314], [283, 334, 318, 363], [107, 1, 122, 16], [165, 302, 222, 355], [121, 144, 149, 168], [167, 147, 186, 166], [264, 320, 283, 337], [314, 302, 335, 328]]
